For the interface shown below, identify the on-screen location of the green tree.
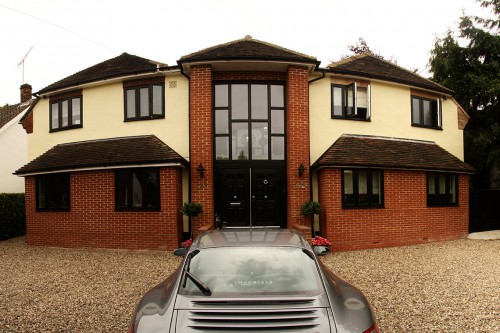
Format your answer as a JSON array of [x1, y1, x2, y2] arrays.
[[429, 0, 500, 188]]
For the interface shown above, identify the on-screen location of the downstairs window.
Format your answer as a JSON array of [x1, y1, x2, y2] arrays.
[[36, 173, 70, 211], [342, 169, 383, 208], [115, 168, 160, 210], [427, 172, 458, 206]]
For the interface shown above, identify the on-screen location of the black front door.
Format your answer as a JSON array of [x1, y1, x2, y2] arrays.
[[216, 167, 284, 228]]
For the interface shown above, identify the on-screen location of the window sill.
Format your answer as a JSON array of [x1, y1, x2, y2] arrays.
[[49, 125, 82, 133], [341, 205, 385, 210], [411, 124, 442, 130], [115, 207, 161, 212], [124, 115, 164, 122], [427, 203, 459, 207], [36, 208, 70, 212], [332, 116, 371, 122]]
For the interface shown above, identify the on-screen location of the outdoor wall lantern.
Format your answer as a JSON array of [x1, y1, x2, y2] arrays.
[[298, 163, 306, 177], [196, 163, 205, 178]]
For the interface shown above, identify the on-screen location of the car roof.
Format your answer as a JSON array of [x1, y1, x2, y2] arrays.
[[194, 228, 310, 249]]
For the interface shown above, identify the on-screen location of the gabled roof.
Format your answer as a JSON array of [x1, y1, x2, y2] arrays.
[[179, 35, 319, 65], [312, 134, 474, 173], [327, 53, 452, 94], [15, 135, 188, 176], [0, 99, 35, 130], [37, 53, 168, 95]]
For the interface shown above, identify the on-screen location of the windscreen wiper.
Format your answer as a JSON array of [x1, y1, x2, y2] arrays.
[[181, 250, 212, 296]]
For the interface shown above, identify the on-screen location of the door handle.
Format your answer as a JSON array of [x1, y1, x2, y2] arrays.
[[230, 202, 241, 206]]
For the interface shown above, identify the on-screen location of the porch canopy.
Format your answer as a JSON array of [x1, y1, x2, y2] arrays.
[[15, 135, 188, 176], [312, 134, 475, 173]]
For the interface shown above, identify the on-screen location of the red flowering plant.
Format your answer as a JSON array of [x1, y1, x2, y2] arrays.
[[311, 236, 331, 247], [181, 239, 192, 248]]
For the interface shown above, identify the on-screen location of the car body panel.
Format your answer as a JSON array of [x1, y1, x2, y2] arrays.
[[130, 229, 376, 333]]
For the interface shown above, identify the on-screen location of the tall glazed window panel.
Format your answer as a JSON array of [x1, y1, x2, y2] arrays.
[[214, 83, 285, 161]]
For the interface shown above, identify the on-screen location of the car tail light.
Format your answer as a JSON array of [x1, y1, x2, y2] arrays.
[[363, 323, 380, 333]]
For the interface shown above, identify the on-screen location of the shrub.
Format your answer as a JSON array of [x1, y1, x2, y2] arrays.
[[181, 202, 203, 217], [0, 193, 26, 240], [300, 200, 321, 217]]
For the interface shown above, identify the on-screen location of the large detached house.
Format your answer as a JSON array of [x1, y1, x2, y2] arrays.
[[16, 36, 474, 251]]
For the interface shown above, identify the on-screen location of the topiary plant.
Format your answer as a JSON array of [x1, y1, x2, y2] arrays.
[[300, 200, 321, 217], [181, 202, 203, 217]]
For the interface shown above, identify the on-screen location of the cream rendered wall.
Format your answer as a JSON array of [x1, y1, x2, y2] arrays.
[[309, 77, 465, 165], [0, 112, 27, 193], [28, 74, 189, 161]]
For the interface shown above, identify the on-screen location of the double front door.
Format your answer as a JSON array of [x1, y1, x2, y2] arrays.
[[216, 167, 285, 228]]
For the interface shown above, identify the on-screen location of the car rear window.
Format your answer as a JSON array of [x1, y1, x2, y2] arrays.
[[179, 247, 323, 296]]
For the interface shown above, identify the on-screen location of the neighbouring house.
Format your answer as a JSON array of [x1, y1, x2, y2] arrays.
[[0, 84, 35, 193], [15, 36, 474, 251]]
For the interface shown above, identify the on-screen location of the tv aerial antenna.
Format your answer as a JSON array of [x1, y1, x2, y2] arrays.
[[18, 46, 33, 84]]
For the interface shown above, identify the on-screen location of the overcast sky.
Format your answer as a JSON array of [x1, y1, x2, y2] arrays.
[[0, 0, 490, 105]]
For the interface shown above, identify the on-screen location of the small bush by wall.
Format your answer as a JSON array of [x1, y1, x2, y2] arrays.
[[0, 193, 26, 240]]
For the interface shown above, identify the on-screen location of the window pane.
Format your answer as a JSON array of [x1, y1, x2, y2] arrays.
[[140, 88, 150, 117], [358, 170, 368, 204], [271, 136, 284, 160], [428, 173, 436, 194], [115, 171, 128, 208], [438, 174, 446, 194], [450, 175, 457, 203], [252, 122, 268, 160], [372, 171, 382, 204], [141, 171, 160, 209], [215, 84, 228, 107], [132, 172, 143, 207], [232, 123, 248, 160], [332, 86, 343, 117], [215, 109, 229, 134], [343, 170, 354, 206], [152, 85, 163, 115], [251, 84, 268, 119], [126, 90, 136, 118], [412, 97, 420, 124], [270, 85, 284, 107], [71, 98, 81, 125], [356, 87, 368, 119], [231, 85, 248, 119], [423, 100, 432, 126], [346, 84, 355, 116], [271, 109, 284, 134], [61, 100, 69, 127], [215, 137, 229, 160], [51, 103, 59, 129]]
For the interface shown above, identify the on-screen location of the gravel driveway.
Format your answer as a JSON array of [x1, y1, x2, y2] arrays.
[[1, 237, 499, 332]]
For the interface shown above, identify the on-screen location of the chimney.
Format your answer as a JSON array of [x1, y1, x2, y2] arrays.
[[20, 84, 32, 103]]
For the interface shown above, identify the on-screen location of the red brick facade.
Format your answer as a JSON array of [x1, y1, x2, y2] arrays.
[[189, 65, 214, 236], [24, 168, 183, 250], [286, 66, 311, 229], [318, 169, 470, 251]]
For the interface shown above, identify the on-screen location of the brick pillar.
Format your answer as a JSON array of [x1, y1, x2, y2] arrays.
[[189, 65, 214, 237], [286, 65, 311, 230]]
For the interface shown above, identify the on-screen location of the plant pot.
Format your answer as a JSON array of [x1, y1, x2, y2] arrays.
[[313, 245, 329, 255]]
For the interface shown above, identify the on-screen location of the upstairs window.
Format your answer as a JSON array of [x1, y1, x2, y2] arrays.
[[342, 169, 383, 208], [427, 172, 458, 206], [50, 91, 82, 132], [411, 95, 441, 129], [124, 78, 165, 121], [332, 83, 370, 120]]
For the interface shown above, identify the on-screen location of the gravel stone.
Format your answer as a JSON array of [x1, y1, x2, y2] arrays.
[[320, 239, 500, 332], [1, 237, 499, 332]]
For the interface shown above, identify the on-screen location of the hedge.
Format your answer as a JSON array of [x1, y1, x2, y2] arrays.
[[0, 193, 26, 240]]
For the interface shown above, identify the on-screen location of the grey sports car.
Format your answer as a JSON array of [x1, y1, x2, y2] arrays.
[[129, 229, 379, 333]]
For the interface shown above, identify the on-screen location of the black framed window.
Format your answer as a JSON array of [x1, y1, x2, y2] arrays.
[[411, 96, 441, 129], [36, 173, 70, 211], [427, 172, 458, 206], [332, 83, 370, 120], [214, 83, 285, 161], [115, 168, 160, 210], [124, 84, 165, 121], [342, 169, 383, 208], [50, 96, 82, 132]]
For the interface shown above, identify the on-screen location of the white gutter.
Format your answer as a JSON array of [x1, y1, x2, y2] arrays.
[[312, 165, 474, 175], [16, 162, 185, 177]]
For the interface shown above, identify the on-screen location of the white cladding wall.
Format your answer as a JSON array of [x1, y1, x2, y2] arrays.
[[0, 113, 27, 193], [28, 74, 189, 161], [309, 77, 465, 164]]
